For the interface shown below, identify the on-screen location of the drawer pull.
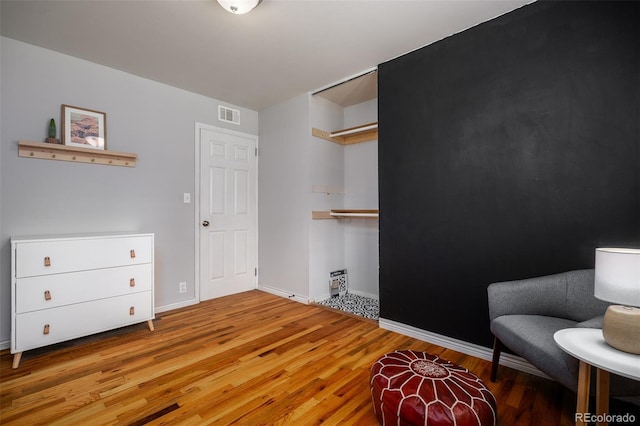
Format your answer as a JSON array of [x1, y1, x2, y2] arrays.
[[130, 307, 135, 315], [130, 249, 136, 258], [44, 290, 52, 301], [130, 278, 136, 287], [44, 256, 51, 267], [43, 324, 50, 335]]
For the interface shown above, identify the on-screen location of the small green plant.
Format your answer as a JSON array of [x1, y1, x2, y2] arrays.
[[48, 118, 56, 138]]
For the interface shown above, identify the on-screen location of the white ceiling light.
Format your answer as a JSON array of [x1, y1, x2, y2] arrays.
[[217, 0, 262, 15]]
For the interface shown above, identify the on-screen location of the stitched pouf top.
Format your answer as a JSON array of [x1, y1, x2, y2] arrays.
[[370, 350, 496, 426]]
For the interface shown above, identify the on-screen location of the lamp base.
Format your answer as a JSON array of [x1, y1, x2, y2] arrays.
[[602, 305, 640, 354]]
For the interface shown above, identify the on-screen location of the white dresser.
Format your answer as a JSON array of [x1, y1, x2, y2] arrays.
[[11, 233, 155, 368]]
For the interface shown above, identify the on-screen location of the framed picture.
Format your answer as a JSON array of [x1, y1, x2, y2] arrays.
[[61, 104, 107, 150]]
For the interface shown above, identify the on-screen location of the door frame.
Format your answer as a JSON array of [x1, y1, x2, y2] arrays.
[[194, 122, 259, 302]]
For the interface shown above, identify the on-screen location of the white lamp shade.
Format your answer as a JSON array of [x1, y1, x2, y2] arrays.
[[594, 248, 640, 307], [217, 0, 261, 14]]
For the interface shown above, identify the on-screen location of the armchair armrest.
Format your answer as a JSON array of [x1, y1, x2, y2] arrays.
[[575, 315, 604, 329]]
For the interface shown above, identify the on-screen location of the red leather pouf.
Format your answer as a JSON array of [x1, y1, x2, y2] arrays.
[[370, 350, 496, 426]]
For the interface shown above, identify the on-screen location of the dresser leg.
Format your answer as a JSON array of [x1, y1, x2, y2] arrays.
[[147, 320, 155, 332], [12, 352, 22, 369]]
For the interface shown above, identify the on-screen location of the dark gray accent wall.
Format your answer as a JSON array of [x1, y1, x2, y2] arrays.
[[378, 1, 639, 347]]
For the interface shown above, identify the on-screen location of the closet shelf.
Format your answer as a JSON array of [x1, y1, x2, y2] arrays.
[[312, 209, 379, 219], [18, 140, 137, 167], [312, 122, 378, 145]]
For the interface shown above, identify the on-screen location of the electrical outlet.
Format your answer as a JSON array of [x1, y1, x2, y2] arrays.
[[183, 193, 191, 204], [179, 282, 187, 293]]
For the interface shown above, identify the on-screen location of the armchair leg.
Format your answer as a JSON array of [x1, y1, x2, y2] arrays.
[[491, 336, 502, 382]]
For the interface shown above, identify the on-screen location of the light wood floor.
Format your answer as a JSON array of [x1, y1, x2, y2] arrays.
[[1, 290, 579, 425]]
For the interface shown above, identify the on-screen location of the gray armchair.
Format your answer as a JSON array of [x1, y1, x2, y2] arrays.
[[487, 269, 638, 396]]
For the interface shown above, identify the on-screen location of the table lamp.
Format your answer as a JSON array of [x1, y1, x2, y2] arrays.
[[594, 247, 640, 354]]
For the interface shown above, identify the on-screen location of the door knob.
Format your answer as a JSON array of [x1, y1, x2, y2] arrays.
[[202, 220, 210, 227]]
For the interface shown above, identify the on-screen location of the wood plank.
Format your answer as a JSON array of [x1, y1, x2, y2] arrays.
[[0, 290, 583, 425], [311, 127, 340, 144], [18, 140, 137, 167], [311, 210, 333, 219], [312, 210, 379, 219], [341, 129, 378, 145], [330, 209, 378, 218], [311, 123, 378, 145], [330, 122, 377, 137]]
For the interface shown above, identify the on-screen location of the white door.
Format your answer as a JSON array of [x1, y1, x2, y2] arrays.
[[198, 126, 257, 300]]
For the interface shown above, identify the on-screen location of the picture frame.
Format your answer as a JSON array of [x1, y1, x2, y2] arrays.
[[61, 104, 107, 150]]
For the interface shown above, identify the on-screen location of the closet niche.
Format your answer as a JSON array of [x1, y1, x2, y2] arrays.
[[309, 70, 379, 308]]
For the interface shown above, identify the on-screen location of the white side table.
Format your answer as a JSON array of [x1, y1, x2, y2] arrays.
[[554, 328, 640, 426]]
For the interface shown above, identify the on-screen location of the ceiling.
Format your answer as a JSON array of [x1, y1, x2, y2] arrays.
[[0, 0, 532, 111], [313, 69, 378, 108]]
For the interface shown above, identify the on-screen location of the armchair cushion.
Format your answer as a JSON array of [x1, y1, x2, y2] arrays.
[[490, 315, 578, 390]]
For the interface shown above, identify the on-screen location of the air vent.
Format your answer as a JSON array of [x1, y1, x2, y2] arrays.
[[218, 105, 240, 125]]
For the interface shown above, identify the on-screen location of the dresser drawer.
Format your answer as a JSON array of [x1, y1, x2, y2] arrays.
[[15, 264, 153, 314], [15, 235, 153, 278], [14, 291, 153, 352]]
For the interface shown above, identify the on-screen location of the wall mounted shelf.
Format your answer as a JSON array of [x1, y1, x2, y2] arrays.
[[312, 122, 378, 145], [18, 140, 137, 167], [312, 209, 379, 219]]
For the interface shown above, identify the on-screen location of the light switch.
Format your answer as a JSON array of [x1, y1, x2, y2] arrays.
[[183, 193, 191, 204]]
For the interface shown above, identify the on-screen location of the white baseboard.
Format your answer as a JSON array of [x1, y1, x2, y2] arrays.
[[310, 292, 331, 303], [379, 318, 549, 380], [155, 298, 199, 314], [0, 339, 9, 351], [257, 285, 309, 305], [310, 290, 379, 304]]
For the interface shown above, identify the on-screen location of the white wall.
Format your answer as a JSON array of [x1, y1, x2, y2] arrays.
[[257, 93, 311, 300], [0, 38, 258, 345], [309, 96, 345, 301], [344, 99, 379, 299]]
